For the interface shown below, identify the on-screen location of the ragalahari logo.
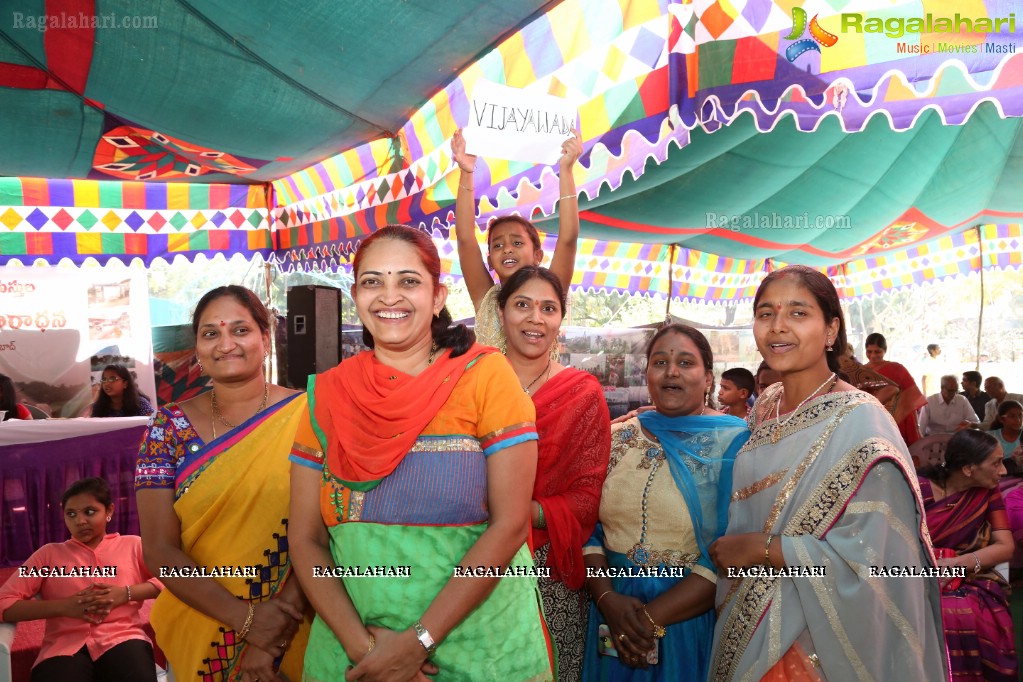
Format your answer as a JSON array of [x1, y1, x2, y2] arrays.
[[785, 6, 838, 62]]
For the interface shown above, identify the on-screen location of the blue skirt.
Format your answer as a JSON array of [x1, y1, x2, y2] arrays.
[[582, 549, 715, 682]]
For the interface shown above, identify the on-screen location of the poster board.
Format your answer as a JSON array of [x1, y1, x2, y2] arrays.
[[0, 266, 155, 417]]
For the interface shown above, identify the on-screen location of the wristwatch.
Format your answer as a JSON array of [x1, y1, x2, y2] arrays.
[[412, 620, 436, 656]]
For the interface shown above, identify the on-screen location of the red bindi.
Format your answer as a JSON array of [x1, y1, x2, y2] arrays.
[[220, 321, 226, 326]]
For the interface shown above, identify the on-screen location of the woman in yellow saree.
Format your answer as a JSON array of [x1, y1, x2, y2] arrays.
[[137, 286, 311, 682]]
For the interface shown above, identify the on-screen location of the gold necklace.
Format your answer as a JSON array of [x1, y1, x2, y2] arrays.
[[210, 383, 269, 439], [771, 373, 837, 444]]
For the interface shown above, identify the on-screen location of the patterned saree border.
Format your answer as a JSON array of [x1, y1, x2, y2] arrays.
[[175, 393, 301, 494], [711, 394, 871, 681]]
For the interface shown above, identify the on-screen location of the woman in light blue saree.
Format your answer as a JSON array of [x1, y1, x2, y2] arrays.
[[708, 265, 948, 682]]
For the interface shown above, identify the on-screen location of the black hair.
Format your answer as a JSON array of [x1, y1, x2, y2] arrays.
[[721, 368, 756, 398], [864, 332, 887, 351], [497, 266, 567, 320], [752, 265, 847, 374], [353, 225, 472, 357], [962, 370, 982, 388], [0, 373, 18, 421], [991, 400, 1023, 432], [918, 429, 999, 486], [487, 215, 543, 252], [192, 285, 271, 337], [61, 477, 113, 510], [91, 364, 145, 417], [646, 323, 716, 408], [927, 343, 940, 355]]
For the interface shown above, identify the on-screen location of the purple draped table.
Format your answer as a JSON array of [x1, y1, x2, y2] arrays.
[[0, 417, 149, 567]]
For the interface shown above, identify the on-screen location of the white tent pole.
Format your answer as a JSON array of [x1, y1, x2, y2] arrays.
[[664, 244, 677, 325], [975, 225, 985, 372]]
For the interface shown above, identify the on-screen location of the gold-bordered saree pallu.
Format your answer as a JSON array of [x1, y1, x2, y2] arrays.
[[149, 394, 311, 681], [710, 387, 949, 682]]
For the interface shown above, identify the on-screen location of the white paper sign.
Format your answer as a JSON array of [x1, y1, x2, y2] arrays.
[[463, 81, 577, 165]]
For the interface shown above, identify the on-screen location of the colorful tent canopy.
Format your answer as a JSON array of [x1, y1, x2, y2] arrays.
[[2, 0, 1022, 300]]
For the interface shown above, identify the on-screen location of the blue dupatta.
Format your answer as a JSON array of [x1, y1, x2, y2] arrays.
[[638, 411, 749, 574]]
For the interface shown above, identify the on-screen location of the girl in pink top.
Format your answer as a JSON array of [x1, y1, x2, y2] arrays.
[[0, 477, 162, 682]]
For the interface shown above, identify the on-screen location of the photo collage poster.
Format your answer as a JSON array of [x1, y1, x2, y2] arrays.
[[0, 266, 154, 418]]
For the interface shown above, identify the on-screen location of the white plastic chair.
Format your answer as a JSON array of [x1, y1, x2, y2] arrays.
[[0, 621, 15, 682]]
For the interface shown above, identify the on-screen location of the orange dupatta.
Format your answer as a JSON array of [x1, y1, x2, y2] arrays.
[[310, 343, 493, 491]]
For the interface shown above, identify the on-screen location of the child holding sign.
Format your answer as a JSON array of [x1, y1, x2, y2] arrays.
[[452, 127, 582, 352]]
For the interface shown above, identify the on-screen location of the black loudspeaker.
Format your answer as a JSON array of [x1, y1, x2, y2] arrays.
[[286, 285, 343, 388]]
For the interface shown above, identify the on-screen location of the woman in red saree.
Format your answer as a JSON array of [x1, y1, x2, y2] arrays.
[[497, 266, 611, 682], [864, 332, 926, 447], [919, 429, 1016, 681]]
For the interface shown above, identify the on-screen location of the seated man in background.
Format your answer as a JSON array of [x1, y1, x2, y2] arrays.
[[983, 377, 1023, 430], [961, 371, 991, 421], [919, 375, 979, 436]]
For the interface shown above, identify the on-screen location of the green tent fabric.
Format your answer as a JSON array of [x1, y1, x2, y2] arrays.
[[0, 0, 558, 182], [576, 104, 1023, 264]]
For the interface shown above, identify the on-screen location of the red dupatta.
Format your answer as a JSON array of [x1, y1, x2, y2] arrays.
[[531, 368, 611, 590], [312, 343, 493, 491]]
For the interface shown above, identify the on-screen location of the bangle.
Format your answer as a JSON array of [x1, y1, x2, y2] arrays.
[[238, 602, 255, 640], [595, 589, 612, 610], [559, 193, 578, 201], [972, 553, 982, 574], [765, 534, 776, 566], [459, 184, 474, 192], [536, 503, 547, 529], [641, 605, 666, 639], [125, 585, 132, 602], [367, 634, 376, 655]]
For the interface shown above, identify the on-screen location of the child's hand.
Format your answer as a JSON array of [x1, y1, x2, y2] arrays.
[[559, 128, 582, 169], [452, 129, 477, 174]]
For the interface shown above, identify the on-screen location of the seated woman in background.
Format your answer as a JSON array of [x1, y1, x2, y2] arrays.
[[583, 324, 749, 681], [919, 429, 1015, 681], [837, 345, 899, 408], [90, 365, 154, 418], [0, 372, 32, 420], [990, 400, 1023, 463], [0, 477, 161, 682], [498, 266, 611, 682]]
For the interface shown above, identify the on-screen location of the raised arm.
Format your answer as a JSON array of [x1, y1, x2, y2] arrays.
[[452, 128, 495, 309], [547, 129, 582, 291]]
